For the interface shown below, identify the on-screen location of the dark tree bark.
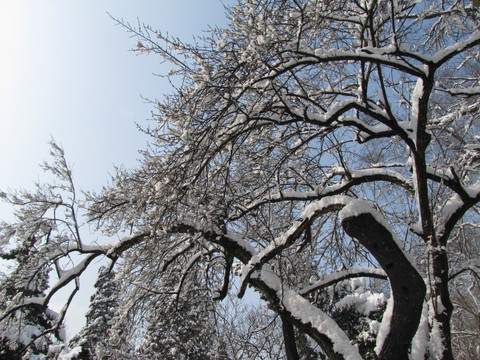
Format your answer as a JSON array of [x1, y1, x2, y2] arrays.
[[281, 314, 300, 360], [342, 213, 426, 360]]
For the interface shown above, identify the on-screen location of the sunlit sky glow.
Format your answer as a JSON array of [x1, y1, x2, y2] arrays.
[[0, 0, 232, 337], [0, 0, 231, 194]]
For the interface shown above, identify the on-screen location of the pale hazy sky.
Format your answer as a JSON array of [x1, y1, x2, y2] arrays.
[[0, 0, 233, 337], [0, 0, 232, 197]]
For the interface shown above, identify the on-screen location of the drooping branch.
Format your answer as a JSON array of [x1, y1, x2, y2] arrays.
[[19, 278, 80, 357], [251, 267, 362, 360], [437, 188, 480, 245], [273, 47, 427, 79], [0, 231, 148, 325], [213, 252, 234, 301], [430, 30, 480, 67], [169, 219, 362, 359], [300, 268, 387, 296], [234, 167, 413, 220], [237, 196, 351, 298]]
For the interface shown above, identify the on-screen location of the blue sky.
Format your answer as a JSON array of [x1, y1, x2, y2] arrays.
[[0, 0, 232, 198], [0, 0, 233, 338]]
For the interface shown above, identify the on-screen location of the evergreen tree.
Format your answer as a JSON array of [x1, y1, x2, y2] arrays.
[[138, 268, 219, 360], [0, 236, 62, 359], [295, 330, 324, 360], [69, 266, 119, 360]]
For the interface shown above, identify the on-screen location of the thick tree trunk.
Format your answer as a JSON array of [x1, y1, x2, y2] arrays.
[[431, 247, 454, 360], [281, 313, 300, 360], [342, 213, 426, 360]]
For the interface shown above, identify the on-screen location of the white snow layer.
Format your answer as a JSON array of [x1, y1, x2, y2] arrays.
[[375, 295, 394, 355], [257, 266, 363, 360], [410, 302, 429, 360]]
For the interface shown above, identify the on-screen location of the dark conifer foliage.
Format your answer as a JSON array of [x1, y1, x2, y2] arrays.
[[69, 266, 119, 359]]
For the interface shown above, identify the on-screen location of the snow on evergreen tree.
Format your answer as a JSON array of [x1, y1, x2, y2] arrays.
[[69, 266, 119, 360], [0, 235, 64, 359], [138, 289, 217, 359]]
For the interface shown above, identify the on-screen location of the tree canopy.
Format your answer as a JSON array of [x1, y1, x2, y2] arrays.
[[1, 1, 480, 359]]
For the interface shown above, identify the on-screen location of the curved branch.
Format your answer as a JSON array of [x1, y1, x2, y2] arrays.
[[431, 30, 480, 67], [234, 167, 413, 220], [1, 232, 148, 324], [213, 252, 233, 301], [276, 49, 426, 78], [300, 268, 387, 296], [170, 219, 361, 359], [437, 188, 480, 245], [20, 278, 80, 357], [25, 253, 100, 309], [238, 196, 351, 298], [162, 240, 195, 271], [340, 207, 426, 360]]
